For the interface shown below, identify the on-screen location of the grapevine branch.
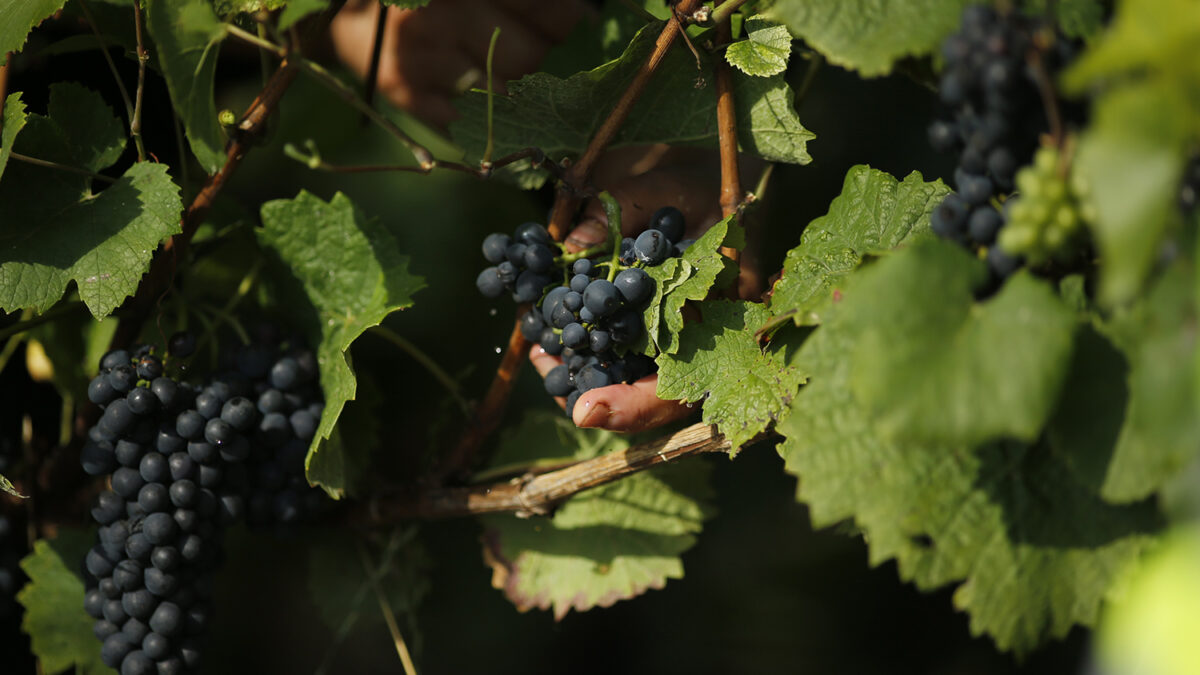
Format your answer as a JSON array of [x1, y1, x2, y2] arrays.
[[438, 0, 704, 482], [713, 7, 743, 268], [368, 423, 736, 520], [110, 60, 300, 350]]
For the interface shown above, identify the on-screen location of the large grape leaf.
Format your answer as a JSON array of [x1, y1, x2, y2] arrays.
[[0, 160, 183, 319], [769, 165, 949, 326], [0, 0, 69, 66], [641, 213, 743, 356], [843, 240, 1078, 447], [656, 300, 806, 452], [17, 529, 109, 674], [257, 191, 424, 498], [47, 82, 129, 172], [725, 16, 792, 77], [146, 0, 228, 174], [777, 298, 1162, 654], [1022, 0, 1107, 40], [450, 21, 813, 186], [1098, 265, 1200, 502], [766, 0, 972, 77], [0, 92, 29, 183], [480, 412, 714, 619]]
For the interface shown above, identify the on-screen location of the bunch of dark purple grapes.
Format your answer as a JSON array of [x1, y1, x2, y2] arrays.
[[475, 222, 559, 303], [477, 207, 690, 417], [80, 330, 324, 674], [927, 5, 1079, 279]]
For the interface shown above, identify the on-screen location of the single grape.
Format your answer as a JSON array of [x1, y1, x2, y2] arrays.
[[107, 365, 138, 393], [575, 364, 612, 393], [570, 274, 590, 294], [89, 376, 118, 406], [520, 310, 546, 342], [968, 207, 1003, 244], [589, 330, 612, 353], [512, 270, 552, 303], [175, 411, 205, 441], [562, 291, 583, 313], [543, 365, 574, 397], [504, 243, 528, 266], [137, 483, 170, 513], [562, 323, 589, 350], [482, 233, 511, 263], [633, 229, 670, 265], [649, 206, 686, 243], [539, 329, 564, 356], [613, 268, 652, 305], [565, 390, 582, 417], [269, 357, 300, 391], [514, 222, 552, 246], [571, 259, 594, 276], [582, 280, 621, 317], [523, 244, 555, 273]]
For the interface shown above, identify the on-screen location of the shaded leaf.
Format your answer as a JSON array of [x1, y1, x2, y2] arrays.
[[0, 92, 29, 183], [17, 529, 109, 674], [0, 0, 69, 66], [278, 0, 330, 31], [0, 161, 183, 319], [778, 301, 1161, 654], [656, 300, 806, 452], [257, 191, 424, 498], [450, 22, 813, 187], [0, 471, 25, 498], [47, 82, 127, 172], [306, 527, 430, 631], [844, 241, 1077, 446], [769, 165, 950, 325], [767, 0, 972, 76], [725, 16, 792, 77], [146, 0, 228, 174], [1022, 0, 1106, 40], [1100, 265, 1200, 502], [480, 412, 713, 620]]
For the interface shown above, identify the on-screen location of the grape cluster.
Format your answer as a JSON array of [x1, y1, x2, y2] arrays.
[[928, 5, 1078, 279], [475, 222, 559, 303], [478, 207, 691, 417], [81, 330, 324, 674], [996, 145, 1094, 265]]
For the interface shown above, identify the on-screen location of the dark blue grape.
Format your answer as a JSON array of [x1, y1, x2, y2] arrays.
[[151, 547, 180, 572], [103, 599, 128, 624], [175, 411, 205, 440], [541, 287, 570, 323], [100, 349, 130, 371], [649, 206, 686, 243], [86, 547, 116, 577], [92, 491, 125, 525], [122, 589, 157, 620], [928, 120, 959, 153], [563, 291, 583, 312], [289, 410, 317, 441], [269, 357, 300, 391], [523, 244, 555, 273], [114, 440, 145, 467], [583, 280, 621, 317], [987, 245, 1022, 278], [608, 309, 643, 345], [589, 330, 611, 353], [512, 270, 551, 303], [562, 323, 588, 350], [135, 356, 162, 381], [633, 229, 670, 265], [100, 399, 136, 436], [86, 588, 107, 618], [114, 559, 143, 592], [931, 194, 969, 239], [142, 513, 177, 546], [194, 392, 221, 420], [125, 533, 153, 562], [167, 453, 195, 482], [619, 238, 636, 265], [89, 376, 118, 406], [575, 364, 612, 393], [219, 397, 256, 432], [107, 365, 138, 393], [579, 307, 596, 323], [543, 365, 573, 397], [257, 413, 290, 448], [569, 274, 589, 293], [149, 378, 179, 410], [968, 207, 1003, 244], [101, 632, 135, 668], [144, 568, 178, 597], [137, 483, 169, 513], [504, 242, 528, 266], [551, 304, 576, 329], [539, 329, 564, 356], [482, 233, 511, 263], [112, 467, 145, 499], [126, 388, 158, 416], [142, 632, 170, 660], [496, 261, 518, 285], [565, 390, 582, 417], [203, 419, 235, 446], [520, 310, 545, 341], [959, 173, 994, 205], [82, 441, 117, 476], [514, 222, 552, 246], [186, 441, 218, 465], [614, 268, 652, 305], [571, 258, 594, 276], [475, 267, 506, 299], [197, 464, 223, 488], [257, 389, 286, 414]]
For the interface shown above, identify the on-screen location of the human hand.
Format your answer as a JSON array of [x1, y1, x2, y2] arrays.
[[329, 0, 589, 130], [528, 148, 762, 433]]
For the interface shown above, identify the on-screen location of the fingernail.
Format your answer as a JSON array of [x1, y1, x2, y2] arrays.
[[566, 220, 608, 250], [575, 399, 610, 428]]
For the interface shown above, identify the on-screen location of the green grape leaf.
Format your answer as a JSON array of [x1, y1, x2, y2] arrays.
[[278, 0, 331, 31], [651, 213, 743, 356], [257, 191, 424, 498], [306, 527, 430, 631], [450, 22, 813, 187], [769, 165, 950, 326], [214, 0, 285, 15], [656, 300, 807, 452], [17, 529, 109, 674], [725, 16, 792, 77], [1070, 85, 1191, 305], [778, 303, 1162, 655], [380, 0, 433, 7], [146, 0, 228, 174], [842, 241, 1077, 446], [480, 412, 713, 619], [0, 92, 29, 183], [641, 257, 688, 356], [0, 471, 25, 497], [0, 161, 183, 319], [1022, 0, 1106, 40], [0, 0, 69, 66], [767, 0, 972, 77], [1100, 265, 1200, 502], [1062, 0, 1200, 89], [47, 82, 128, 172]]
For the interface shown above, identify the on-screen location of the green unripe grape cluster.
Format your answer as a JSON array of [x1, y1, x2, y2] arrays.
[[997, 145, 1095, 265]]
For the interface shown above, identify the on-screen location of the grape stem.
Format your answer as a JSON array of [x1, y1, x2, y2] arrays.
[[598, 192, 624, 282]]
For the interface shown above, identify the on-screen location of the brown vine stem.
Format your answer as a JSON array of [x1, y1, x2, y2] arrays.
[[130, 0, 149, 161], [368, 423, 738, 521], [110, 60, 300, 350], [714, 10, 742, 235], [436, 1, 702, 483]]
